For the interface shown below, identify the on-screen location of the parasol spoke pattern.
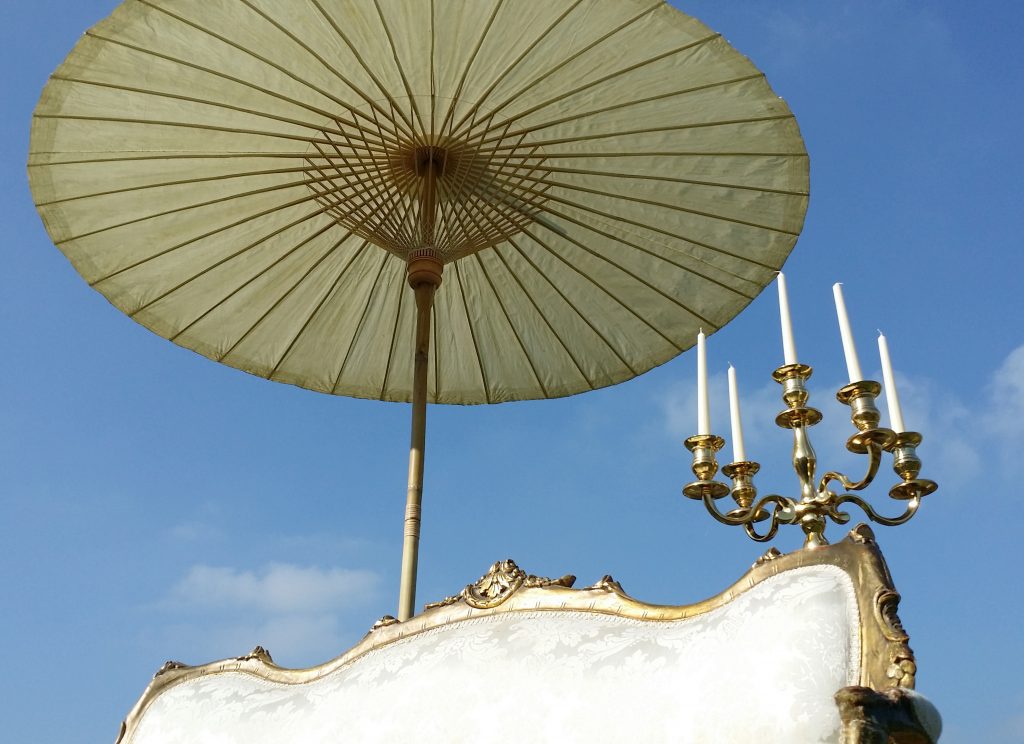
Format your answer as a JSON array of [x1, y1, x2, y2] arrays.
[[30, 0, 808, 404]]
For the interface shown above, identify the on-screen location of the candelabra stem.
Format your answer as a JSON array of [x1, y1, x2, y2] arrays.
[[802, 521, 828, 548], [792, 423, 818, 503]]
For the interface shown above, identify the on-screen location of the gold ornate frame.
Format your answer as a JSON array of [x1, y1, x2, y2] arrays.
[[116, 524, 916, 743]]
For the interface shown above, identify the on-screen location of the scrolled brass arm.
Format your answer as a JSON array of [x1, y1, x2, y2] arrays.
[[697, 490, 794, 542], [818, 434, 888, 493], [699, 489, 746, 526], [829, 493, 921, 528], [742, 496, 795, 542]]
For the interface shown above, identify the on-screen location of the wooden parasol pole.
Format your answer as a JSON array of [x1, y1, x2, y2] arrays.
[[398, 152, 443, 621]]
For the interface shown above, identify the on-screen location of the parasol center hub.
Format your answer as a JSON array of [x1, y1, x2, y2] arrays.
[[413, 146, 448, 178], [407, 247, 444, 289], [307, 115, 555, 263]]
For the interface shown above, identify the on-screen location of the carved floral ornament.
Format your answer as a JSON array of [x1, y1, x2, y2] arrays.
[[424, 559, 577, 611]]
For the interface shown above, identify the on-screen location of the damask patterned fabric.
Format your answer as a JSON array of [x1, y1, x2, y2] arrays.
[[129, 565, 860, 743]]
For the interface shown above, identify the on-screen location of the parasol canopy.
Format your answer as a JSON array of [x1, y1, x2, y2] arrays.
[[29, 0, 809, 619], [29, 0, 808, 406]]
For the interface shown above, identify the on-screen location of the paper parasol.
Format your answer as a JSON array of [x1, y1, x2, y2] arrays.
[[29, 0, 808, 618]]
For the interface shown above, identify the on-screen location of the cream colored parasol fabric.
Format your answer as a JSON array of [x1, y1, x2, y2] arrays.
[[29, 0, 808, 406]]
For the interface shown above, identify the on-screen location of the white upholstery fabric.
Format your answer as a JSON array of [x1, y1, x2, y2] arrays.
[[128, 565, 859, 743]]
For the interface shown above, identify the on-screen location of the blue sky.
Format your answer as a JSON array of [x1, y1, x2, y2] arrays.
[[2, 2, 1022, 742]]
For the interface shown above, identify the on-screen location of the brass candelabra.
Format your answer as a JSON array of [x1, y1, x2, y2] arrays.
[[682, 363, 937, 548]]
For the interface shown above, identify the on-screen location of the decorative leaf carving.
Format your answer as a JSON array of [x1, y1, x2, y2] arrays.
[[154, 660, 189, 678], [850, 524, 877, 544], [236, 646, 274, 664], [753, 547, 783, 567], [875, 588, 915, 688], [370, 615, 400, 631], [425, 559, 575, 611], [588, 575, 625, 593]]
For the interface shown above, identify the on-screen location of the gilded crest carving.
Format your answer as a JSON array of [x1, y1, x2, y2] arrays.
[[850, 524, 877, 544], [154, 660, 189, 678], [236, 646, 274, 664], [754, 547, 782, 567], [425, 559, 575, 610], [874, 590, 909, 641], [887, 648, 917, 689], [588, 575, 625, 594], [370, 615, 400, 631], [874, 588, 916, 688]]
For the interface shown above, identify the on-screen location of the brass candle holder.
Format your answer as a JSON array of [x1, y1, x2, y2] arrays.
[[682, 364, 937, 548]]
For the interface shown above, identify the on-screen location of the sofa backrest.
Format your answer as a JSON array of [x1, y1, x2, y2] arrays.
[[117, 525, 916, 744]]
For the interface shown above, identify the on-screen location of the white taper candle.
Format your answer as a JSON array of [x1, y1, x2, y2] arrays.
[[777, 272, 798, 365], [697, 330, 710, 435], [833, 283, 863, 382], [877, 331, 906, 432], [727, 365, 747, 462]]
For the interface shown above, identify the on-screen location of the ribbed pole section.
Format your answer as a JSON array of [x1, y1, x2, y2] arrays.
[[398, 155, 443, 621], [397, 279, 436, 621]]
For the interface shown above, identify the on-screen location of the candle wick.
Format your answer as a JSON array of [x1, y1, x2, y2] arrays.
[[877, 329, 884, 336]]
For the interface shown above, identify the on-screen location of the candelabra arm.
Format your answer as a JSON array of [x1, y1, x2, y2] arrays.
[[830, 493, 921, 527], [818, 439, 886, 494], [744, 520, 779, 543], [701, 490, 748, 526], [742, 495, 796, 542], [700, 489, 796, 540]]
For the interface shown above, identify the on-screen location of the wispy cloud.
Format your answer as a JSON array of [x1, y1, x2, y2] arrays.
[[155, 561, 380, 666], [166, 521, 224, 543], [889, 373, 978, 492], [164, 521, 378, 559], [1001, 715, 1024, 742], [984, 344, 1024, 442], [158, 613, 353, 668], [894, 343, 1024, 488], [273, 532, 378, 557], [167, 562, 378, 614], [995, 697, 1024, 742]]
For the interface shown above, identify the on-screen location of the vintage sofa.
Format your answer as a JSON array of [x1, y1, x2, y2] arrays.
[[116, 525, 940, 743]]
